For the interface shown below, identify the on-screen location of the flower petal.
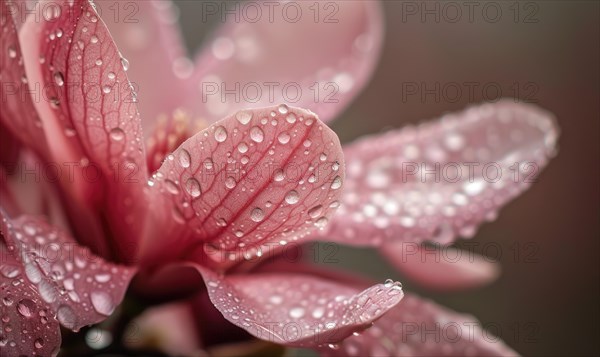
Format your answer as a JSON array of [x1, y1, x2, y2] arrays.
[[142, 105, 344, 269], [319, 101, 559, 246], [0, 0, 48, 158], [321, 293, 518, 357], [19, 0, 149, 260], [381, 243, 500, 291], [195, 266, 403, 348], [1, 211, 136, 331], [0, 241, 61, 357], [101, 0, 189, 132], [185, 1, 383, 123]]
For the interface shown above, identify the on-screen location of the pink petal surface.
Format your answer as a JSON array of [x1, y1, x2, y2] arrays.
[[20, 0, 149, 260], [0, 0, 48, 158], [318, 101, 559, 246], [185, 1, 383, 124], [101, 0, 189, 133], [381, 244, 500, 291], [320, 293, 518, 357], [0, 211, 136, 332], [141, 105, 344, 269], [0, 241, 61, 357], [196, 266, 403, 348]]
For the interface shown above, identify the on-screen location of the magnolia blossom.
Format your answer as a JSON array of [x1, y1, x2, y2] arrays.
[[0, 1, 558, 356]]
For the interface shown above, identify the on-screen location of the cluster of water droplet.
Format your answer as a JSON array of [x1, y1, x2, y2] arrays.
[[332, 102, 557, 246]]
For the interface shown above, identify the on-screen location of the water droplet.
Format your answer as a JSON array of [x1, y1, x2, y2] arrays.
[[109, 127, 124, 141], [107, 72, 116, 80], [225, 177, 236, 189], [94, 273, 111, 283], [91, 291, 115, 316], [250, 207, 265, 222], [57, 305, 76, 330], [315, 217, 329, 229], [164, 179, 180, 195], [320, 153, 328, 161], [286, 113, 297, 123], [0, 265, 19, 279], [178, 149, 191, 168], [120, 57, 129, 71], [278, 104, 289, 114], [237, 142, 249, 153], [277, 132, 291, 144], [308, 205, 323, 218], [234, 230, 244, 238], [236, 111, 252, 125], [53, 72, 64, 86], [17, 299, 35, 317], [34, 338, 44, 349], [330, 176, 342, 190], [7, 45, 17, 59], [250, 126, 264, 143], [444, 132, 465, 151], [269, 295, 283, 305], [185, 178, 201, 198], [273, 169, 285, 182], [102, 85, 112, 94], [214, 126, 228, 142], [289, 307, 305, 318], [285, 190, 300, 204]]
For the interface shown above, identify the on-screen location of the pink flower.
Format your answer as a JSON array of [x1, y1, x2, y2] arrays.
[[0, 1, 558, 356]]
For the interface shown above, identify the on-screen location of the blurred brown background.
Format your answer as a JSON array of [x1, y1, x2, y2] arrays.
[[176, 1, 600, 355]]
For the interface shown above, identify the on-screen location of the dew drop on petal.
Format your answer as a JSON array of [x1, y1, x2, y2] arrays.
[[178, 149, 191, 168], [236, 110, 252, 125], [91, 291, 115, 316], [330, 176, 342, 190], [120, 57, 130, 71], [250, 207, 265, 222], [225, 177, 237, 189], [289, 307, 305, 319], [308, 205, 323, 218], [250, 126, 264, 143], [214, 126, 228, 142], [53, 72, 64, 86], [109, 128, 124, 141], [278, 104, 289, 114], [285, 190, 300, 204], [277, 132, 291, 144], [185, 178, 202, 198], [315, 217, 329, 229]]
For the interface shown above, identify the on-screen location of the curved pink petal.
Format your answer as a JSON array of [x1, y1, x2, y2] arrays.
[[19, 0, 149, 260], [0, 211, 136, 332], [101, 0, 189, 133], [0, 0, 48, 158], [195, 265, 403, 348], [185, 1, 383, 124], [318, 101, 559, 246], [141, 105, 344, 269], [0, 241, 61, 357], [381, 244, 500, 291], [320, 293, 518, 357]]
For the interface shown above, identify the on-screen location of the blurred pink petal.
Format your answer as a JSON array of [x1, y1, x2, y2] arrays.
[[0, 241, 61, 357], [102, 0, 189, 132], [321, 294, 518, 357], [381, 244, 500, 291], [195, 265, 403, 348], [185, 1, 383, 123], [20, 0, 149, 260], [1, 211, 136, 332], [125, 302, 205, 357], [141, 105, 344, 269], [318, 101, 559, 246], [0, 0, 48, 158]]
